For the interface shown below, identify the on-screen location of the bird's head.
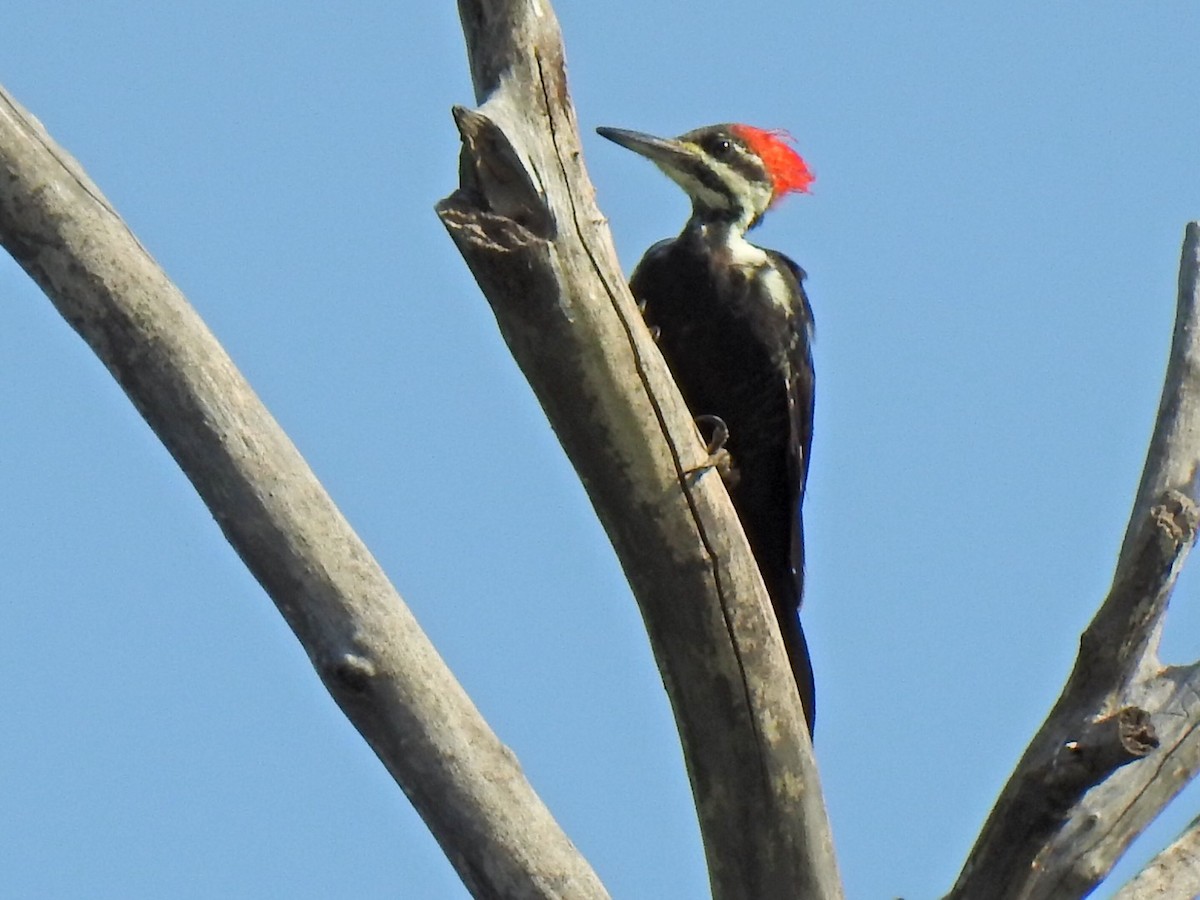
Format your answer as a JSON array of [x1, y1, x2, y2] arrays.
[[597, 123, 813, 233]]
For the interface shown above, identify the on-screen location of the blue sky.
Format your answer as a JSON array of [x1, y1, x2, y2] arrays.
[[3, 3, 1200, 898]]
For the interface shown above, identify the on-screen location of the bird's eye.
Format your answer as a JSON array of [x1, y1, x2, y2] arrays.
[[699, 134, 734, 159]]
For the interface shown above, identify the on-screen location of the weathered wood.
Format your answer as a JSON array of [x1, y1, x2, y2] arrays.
[[1120, 222, 1200, 567], [439, 1, 843, 897], [0, 85, 608, 900], [948, 224, 1200, 900], [1112, 812, 1200, 899]]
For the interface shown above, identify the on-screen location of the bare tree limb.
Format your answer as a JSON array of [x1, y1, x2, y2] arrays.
[[1111, 812, 1200, 900], [1120, 222, 1200, 567], [948, 223, 1200, 900], [438, 1, 843, 897], [0, 86, 608, 900], [1026, 657, 1200, 897]]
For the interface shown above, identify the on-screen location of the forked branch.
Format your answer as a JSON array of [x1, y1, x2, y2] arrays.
[[438, 0, 842, 897], [949, 223, 1200, 900]]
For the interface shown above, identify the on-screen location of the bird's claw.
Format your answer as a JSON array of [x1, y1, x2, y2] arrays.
[[697, 414, 729, 452], [686, 414, 739, 485], [637, 297, 661, 343]]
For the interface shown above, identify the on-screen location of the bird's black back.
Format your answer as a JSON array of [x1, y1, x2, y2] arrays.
[[630, 225, 816, 728]]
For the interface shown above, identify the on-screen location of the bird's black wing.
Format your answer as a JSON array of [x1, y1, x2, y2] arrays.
[[765, 249, 817, 732], [766, 249, 815, 603], [633, 237, 818, 731]]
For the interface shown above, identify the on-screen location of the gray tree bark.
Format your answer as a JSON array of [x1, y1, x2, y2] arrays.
[[436, 1, 842, 898], [0, 85, 606, 900], [948, 224, 1200, 899], [6, 0, 1200, 896], [1112, 813, 1200, 899]]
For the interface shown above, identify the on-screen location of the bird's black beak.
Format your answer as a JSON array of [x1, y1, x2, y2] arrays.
[[596, 126, 697, 172]]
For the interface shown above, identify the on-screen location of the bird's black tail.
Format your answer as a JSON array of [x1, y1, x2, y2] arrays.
[[777, 606, 816, 734]]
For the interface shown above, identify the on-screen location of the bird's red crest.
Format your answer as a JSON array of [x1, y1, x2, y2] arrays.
[[731, 125, 814, 201]]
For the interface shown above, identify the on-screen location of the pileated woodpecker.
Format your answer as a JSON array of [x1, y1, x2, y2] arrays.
[[597, 123, 817, 731]]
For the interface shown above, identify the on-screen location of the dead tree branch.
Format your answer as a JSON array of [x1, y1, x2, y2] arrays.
[[1111, 812, 1200, 899], [437, 0, 842, 897], [0, 86, 608, 900], [948, 222, 1200, 900]]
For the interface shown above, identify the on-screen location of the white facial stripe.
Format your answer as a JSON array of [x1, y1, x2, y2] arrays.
[[652, 139, 777, 231], [708, 158, 774, 229], [662, 167, 733, 212]]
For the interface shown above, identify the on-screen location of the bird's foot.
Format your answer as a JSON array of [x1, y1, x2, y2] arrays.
[[686, 415, 739, 485], [637, 298, 661, 342]]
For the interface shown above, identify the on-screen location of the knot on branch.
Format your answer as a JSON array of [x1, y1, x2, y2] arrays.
[[1151, 489, 1199, 547], [1077, 490, 1198, 685], [446, 105, 555, 241], [328, 652, 378, 695], [1121, 489, 1198, 594], [1043, 708, 1158, 813], [436, 203, 546, 255]]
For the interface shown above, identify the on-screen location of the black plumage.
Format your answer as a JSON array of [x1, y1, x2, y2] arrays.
[[631, 225, 815, 729], [599, 122, 818, 730]]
